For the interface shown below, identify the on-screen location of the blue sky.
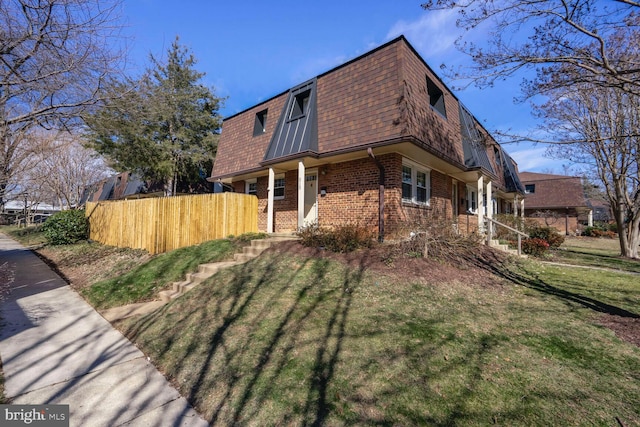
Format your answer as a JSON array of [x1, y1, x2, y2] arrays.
[[122, 0, 565, 173]]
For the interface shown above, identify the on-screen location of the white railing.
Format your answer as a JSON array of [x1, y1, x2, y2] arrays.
[[485, 217, 529, 256]]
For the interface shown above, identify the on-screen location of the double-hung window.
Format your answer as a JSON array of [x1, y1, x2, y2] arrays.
[[274, 175, 285, 199], [245, 179, 257, 196], [402, 161, 431, 205]]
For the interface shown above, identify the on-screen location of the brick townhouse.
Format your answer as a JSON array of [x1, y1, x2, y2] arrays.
[[519, 172, 594, 235], [209, 36, 526, 238]]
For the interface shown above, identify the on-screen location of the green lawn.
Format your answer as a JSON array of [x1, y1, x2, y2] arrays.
[[551, 236, 640, 273], [120, 245, 640, 426], [3, 228, 638, 424]]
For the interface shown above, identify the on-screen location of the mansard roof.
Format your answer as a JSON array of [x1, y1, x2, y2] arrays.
[[211, 36, 524, 195]]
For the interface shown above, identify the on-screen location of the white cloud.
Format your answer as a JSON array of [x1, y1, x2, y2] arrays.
[[508, 144, 569, 173], [386, 10, 460, 60]]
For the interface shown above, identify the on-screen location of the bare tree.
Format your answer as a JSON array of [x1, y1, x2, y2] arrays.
[[20, 131, 112, 208], [421, 0, 640, 258], [542, 81, 640, 258], [0, 0, 125, 208], [421, 0, 640, 97]]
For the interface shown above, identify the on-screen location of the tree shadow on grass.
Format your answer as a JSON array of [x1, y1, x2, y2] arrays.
[[119, 247, 635, 425], [123, 251, 375, 426], [469, 253, 639, 319]]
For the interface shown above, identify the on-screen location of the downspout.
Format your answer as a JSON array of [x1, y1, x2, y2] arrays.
[[367, 148, 385, 242]]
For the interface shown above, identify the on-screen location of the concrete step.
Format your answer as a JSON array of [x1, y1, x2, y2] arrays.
[[487, 239, 527, 258], [268, 232, 298, 238], [243, 245, 267, 256], [186, 271, 211, 284], [160, 236, 299, 302], [234, 252, 256, 263], [172, 280, 191, 293], [198, 261, 239, 275], [159, 288, 180, 302], [250, 239, 273, 250]]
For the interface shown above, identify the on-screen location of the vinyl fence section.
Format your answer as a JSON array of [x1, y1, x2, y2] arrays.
[[86, 193, 258, 254]]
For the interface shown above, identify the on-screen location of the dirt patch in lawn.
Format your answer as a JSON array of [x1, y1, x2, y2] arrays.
[[597, 315, 640, 347]]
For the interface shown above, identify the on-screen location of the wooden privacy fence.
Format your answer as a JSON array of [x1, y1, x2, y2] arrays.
[[86, 193, 258, 254]]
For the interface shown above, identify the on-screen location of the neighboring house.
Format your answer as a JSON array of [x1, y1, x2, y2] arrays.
[[2, 200, 62, 225], [209, 36, 526, 238], [81, 171, 214, 205], [519, 172, 593, 235], [589, 198, 613, 223], [80, 172, 164, 205]]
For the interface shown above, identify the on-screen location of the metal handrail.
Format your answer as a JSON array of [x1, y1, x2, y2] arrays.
[[484, 217, 529, 256]]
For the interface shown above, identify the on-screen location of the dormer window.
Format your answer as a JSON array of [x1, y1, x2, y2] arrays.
[[427, 76, 446, 118], [253, 109, 268, 136], [525, 184, 535, 194], [289, 89, 311, 120]]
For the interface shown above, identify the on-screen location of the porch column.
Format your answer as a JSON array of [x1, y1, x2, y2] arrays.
[[297, 161, 305, 229], [477, 175, 484, 231], [520, 198, 525, 218], [514, 195, 518, 217], [267, 167, 275, 233], [486, 180, 493, 220], [588, 209, 593, 227]]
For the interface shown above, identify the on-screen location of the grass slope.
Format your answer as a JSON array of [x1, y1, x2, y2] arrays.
[[121, 248, 640, 426], [82, 239, 239, 309]]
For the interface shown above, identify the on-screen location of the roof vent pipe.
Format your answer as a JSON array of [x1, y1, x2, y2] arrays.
[[368, 148, 385, 243]]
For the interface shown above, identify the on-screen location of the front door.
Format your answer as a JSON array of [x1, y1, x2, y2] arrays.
[[304, 173, 318, 225]]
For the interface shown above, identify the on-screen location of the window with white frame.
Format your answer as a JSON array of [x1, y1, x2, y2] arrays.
[[274, 175, 285, 199], [466, 186, 477, 213], [245, 179, 257, 196], [402, 160, 431, 205]]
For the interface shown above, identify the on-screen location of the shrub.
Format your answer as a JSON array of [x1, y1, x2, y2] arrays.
[[582, 226, 597, 237], [296, 224, 324, 248], [42, 209, 88, 245], [297, 223, 375, 253], [528, 226, 565, 249], [522, 238, 550, 257], [583, 222, 618, 238]]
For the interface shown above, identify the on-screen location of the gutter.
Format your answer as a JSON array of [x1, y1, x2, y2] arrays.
[[368, 148, 385, 243]]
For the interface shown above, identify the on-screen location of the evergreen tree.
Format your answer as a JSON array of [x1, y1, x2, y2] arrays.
[[86, 37, 223, 195]]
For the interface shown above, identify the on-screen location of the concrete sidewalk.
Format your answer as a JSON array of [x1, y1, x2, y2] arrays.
[[0, 233, 209, 427]]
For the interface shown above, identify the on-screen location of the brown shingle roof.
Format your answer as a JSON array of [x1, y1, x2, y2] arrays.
[[211, 36, 523, 194], [520, 172, 588, 209]]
